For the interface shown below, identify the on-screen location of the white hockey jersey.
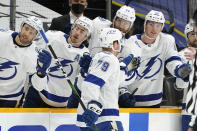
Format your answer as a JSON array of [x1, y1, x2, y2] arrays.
[[0, 29, 47, 103], [126, 33, 184, 106], [35, 30, 89, 107], [76, 51, 129, 127]]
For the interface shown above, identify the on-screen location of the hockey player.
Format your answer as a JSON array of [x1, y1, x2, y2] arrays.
[[88, 5, 138, 58], [0, 16, 52, 107], [87, 5, 140, 108], [76, 27, 137, 131], [67, 6, 139, 107], [124, 10, 192, 107], [23, 16, 92, 108], [178, 20, 197, 131]]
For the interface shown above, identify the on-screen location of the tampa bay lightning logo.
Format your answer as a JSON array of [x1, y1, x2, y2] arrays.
[[0, 57, 19, 80], [48, 57, 74, 78], [137, 54, 162, 80], [126, 54, 162, 81]]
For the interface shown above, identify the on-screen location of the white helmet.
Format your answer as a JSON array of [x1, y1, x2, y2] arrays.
[[145, 10, 165, 27], [99, 28, 122, 50], [184, 19, 195, 39], [20, 16, 43, 39], [114, 6, 136, 25], [73, 16, 92, 37]]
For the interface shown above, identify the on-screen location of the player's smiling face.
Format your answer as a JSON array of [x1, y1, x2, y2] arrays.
[[19, 24, 37, 45], [144, 21, 163, 39], [70, 24, 88, 43]]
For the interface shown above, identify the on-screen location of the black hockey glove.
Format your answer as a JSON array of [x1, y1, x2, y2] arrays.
[[118, 87, 136, 108]]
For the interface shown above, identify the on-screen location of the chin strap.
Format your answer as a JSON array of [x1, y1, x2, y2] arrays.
[[144, 32, 156, 40]]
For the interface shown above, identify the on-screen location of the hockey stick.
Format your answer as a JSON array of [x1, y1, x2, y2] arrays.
[[39, 30, 98, 131]]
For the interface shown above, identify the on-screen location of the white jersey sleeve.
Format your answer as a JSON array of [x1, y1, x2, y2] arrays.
[[23, 42, 48, 92], [163, 34, 183, 75], [118, 35, 142, 59]]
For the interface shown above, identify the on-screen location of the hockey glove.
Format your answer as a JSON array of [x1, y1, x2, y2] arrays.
[[174, 63, 191, 80], [67, 84, 81, 108], [82, 100, 102, 127], [120, 54, 140, 76], [36, 49, 52, 77], [79, 52, 92, 77], [118, 87, 136, 108]]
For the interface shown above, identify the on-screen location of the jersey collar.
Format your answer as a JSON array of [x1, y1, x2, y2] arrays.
[[11, 32, 32, 48]]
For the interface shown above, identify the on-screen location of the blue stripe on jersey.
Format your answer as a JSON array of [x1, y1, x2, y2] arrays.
[[134, 92, 162, 102], [165, 56, 181, 65], [84, 74, 105, 88], [77, 109, 119, 122], [40, 90, 69, 103], [0, 87, 24, 98]]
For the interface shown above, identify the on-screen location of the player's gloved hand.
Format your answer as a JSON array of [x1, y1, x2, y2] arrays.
[[36, 49, 52, 77], [120, 54, 140, 76], [79, 52, 92, 77], [82, 100, 102, 127], [174, 62, 191, 81], [67, 83, 81, 108], [118, 87, 136, 107]]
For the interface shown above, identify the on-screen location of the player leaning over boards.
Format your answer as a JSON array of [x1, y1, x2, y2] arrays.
[[23, 16, 92, 108], [76, 28, 138, 131], [0, 16, 52, 107], [124, 10, 192, 107]]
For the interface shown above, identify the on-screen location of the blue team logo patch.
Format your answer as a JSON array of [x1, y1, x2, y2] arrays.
[[126, 54, 162, 81], [0, 57, 19, 80], [137, 54, 162, 79], [49, 57, 74, 78]]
